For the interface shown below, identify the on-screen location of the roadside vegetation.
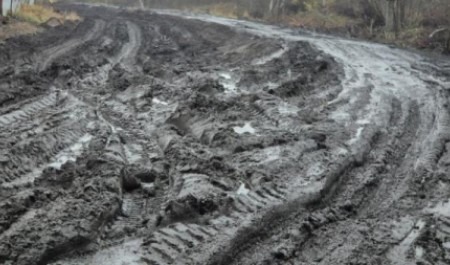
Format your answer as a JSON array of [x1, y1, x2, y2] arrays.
[[189, 0, 450, 54], [132, 0, 450, 54], [0, 3, 80, 41], [16, 4, 80, 24], [0, 19, 41, 41]]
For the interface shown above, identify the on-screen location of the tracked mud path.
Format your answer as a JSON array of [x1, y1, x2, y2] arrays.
[[36, 19, 106, 72], [1, 4, 450, 265], [118, 21, 142, 68], [161, 12, 450, 265]]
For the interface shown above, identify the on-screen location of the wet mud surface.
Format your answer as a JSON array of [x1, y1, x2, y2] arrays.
[[1, 4, 450, 265]]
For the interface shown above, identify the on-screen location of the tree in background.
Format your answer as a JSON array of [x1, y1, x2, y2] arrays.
[[384, 0, 401, 35], [269, 0, 286, 21]]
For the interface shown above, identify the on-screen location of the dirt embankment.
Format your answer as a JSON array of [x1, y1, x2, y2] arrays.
[[0, 3, 450, 265]]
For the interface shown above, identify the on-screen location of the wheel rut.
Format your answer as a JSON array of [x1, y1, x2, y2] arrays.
[[36, 19, 106, 72]]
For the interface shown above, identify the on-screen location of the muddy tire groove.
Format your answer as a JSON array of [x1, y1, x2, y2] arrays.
[[36, 19, 106, 72]]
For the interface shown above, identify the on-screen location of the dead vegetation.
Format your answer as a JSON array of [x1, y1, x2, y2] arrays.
[[191, 3, 240, 19], [16, 4, 81, 24], [0, 4, 81, 41], [0, 20, 41, 41]]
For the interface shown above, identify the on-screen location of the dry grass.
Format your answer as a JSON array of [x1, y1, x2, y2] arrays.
[[379, 26, 429, 48], [191, 3, 240, 19], [16, 4, 81, 25], [0, 20, 41, 41], [286, 11, 355, 30], [190, 3, 353, 30], [0, 4, 81, 41]]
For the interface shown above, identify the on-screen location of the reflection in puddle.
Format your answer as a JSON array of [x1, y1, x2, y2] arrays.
[[152, 97, 169, 105], [49, 134, 93, 170], [233, 122, 256, 134], [219, 72, 238, 93], [347, 127, 364, 145], [387, 219, 426, 263], [54, 239, 143, 265], [427, 200, 450, 217], [237, 183, 250, 195], [2, 134, 92, 188], [252, 45, 288, 66]]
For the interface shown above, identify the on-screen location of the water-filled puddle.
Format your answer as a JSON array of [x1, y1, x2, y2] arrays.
[[233, 122, 256, 134], [219, 72, 238, 93], [152, 97, 169, 105]]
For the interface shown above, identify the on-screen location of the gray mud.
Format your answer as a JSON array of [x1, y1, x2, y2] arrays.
[[1, 3, 450, 265]]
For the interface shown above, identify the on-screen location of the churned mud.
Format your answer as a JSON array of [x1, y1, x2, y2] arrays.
[[1, 3, 450, 265]]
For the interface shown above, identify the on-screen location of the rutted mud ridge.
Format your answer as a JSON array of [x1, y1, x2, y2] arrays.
[[35, 19, 106, 73], [1, 4, 450, 265]]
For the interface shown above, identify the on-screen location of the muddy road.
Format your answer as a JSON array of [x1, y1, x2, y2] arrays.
[[1, 4, 450, 265]]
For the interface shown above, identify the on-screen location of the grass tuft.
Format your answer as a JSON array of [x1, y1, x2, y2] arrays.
[[0, 21, 41, 40], [16, 4, 81, 25], [286, 11, 355, 30], [191, 3, 239, 19]]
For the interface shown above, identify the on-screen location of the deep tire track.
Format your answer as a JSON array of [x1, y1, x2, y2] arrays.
[[36, 19, 106, 72]]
